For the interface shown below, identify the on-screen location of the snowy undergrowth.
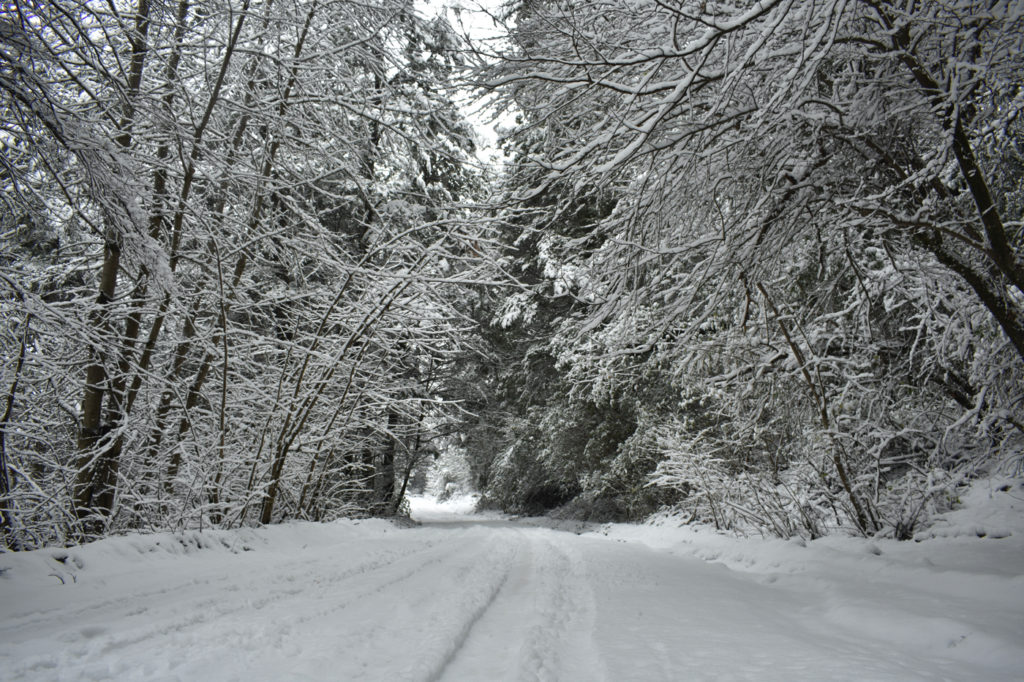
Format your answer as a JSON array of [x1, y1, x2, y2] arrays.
[[3, 479, 1018, 587], [601, 475, 1024, 573]]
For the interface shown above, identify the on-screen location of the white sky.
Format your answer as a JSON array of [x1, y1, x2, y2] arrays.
[[419, 0, 514, 168]]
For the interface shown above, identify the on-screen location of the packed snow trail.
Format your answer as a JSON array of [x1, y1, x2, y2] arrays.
[[1, 494, 1022, 681]]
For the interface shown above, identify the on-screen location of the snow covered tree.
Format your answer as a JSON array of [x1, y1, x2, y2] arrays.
[[0, 0, 492, 546], [473, 0, 1024, 535]]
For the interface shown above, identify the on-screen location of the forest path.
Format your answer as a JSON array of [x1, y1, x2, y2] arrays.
[[419, 519, 970, 682], [1, 507, 1020, 681]]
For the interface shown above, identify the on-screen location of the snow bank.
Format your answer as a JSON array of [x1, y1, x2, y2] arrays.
[[0, 518, 401, 590], [597, 475, 1024, 572], [592, 476, 1024, 674]]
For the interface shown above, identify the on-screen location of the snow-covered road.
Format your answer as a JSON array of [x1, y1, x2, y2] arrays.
[[2, 493, 1022, 681]]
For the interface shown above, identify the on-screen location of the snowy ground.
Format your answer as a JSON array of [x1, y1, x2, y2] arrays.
[[1, 482, 1022, 681]]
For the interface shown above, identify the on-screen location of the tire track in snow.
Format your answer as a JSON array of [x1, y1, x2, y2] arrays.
[[422, 532, 526, 682], [1, 534, 443, 634], [108, 528, 514, 680], [513, 534, 604, 682], [430, 529, 604, 682], [304, 527, 524, 681], [3, 535, 451, 680], [5, 524, 602, 682]]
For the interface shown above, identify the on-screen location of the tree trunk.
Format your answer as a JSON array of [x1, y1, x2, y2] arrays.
[[377, 410, 400, 514], [0, 315, 28, 549], [73, 0, 152, 526]]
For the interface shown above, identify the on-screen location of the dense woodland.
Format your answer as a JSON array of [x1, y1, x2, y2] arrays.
[[1, 0, 1022, 549]]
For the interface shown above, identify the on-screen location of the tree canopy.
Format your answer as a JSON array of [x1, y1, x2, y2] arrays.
[[2, 0, 1021, 548]]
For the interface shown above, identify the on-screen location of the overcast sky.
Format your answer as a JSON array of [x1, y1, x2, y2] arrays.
[[420, 0, 513, 167]]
